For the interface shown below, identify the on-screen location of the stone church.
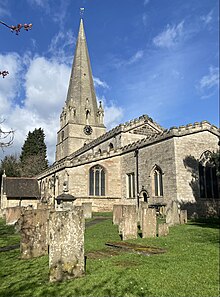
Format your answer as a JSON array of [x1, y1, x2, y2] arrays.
[[1, 19, 219, 217]]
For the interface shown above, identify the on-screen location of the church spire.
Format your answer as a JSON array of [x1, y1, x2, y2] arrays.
[[64, 18, 104, 127], [56, 18, 106, 161]]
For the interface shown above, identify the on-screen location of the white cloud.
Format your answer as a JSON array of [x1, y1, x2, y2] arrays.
[[97, 96, 123, 130], [0, 53, 23, 114], [143, 0, 150, 5], [24, 56, 71, 117], [199, 66, 219, 90], [0, 2, 10, 17], [201, 10, 213, 25], [153, 21, 184, 48], [0, 53, 71, 164], [142, 13, 147, 26], [93, 77, 109, 89], [48, 30, 76, 64], [26, 0, 50, 10], [127, 50, 144, 65]]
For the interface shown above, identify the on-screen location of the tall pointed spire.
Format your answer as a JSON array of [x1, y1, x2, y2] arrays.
[[64, 18, 103, 126], [56, 18, 106, 161]]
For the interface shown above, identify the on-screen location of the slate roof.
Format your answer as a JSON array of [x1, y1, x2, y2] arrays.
[[3, 177, 40, 198]]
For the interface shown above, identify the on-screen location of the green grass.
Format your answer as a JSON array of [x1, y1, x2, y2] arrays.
[[0, 216, 219, 297]]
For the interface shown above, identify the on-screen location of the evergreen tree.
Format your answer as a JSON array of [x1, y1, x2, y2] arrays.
[[0, 154, 21, 177], [20, 128, 48, 177]]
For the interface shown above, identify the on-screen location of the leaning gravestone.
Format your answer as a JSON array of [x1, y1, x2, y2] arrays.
[[142, 208, 157, 238], [119, 205, 137, 240], [49, 207, 85, 282], [20, 209, 49, 259]]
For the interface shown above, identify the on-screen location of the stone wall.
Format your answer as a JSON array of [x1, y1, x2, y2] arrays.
[[174, 130, 219, 203], [121, 137, 177, 203]]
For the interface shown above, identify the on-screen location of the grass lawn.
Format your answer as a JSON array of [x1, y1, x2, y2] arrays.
[[0, 214, 219, 297]]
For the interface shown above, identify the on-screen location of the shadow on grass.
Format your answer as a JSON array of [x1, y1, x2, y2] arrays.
[[189, 218, 220, 229]]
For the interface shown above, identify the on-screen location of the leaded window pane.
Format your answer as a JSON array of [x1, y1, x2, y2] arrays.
[[101, 169, 105, 196], [154, 172, 158, 196], [95, 170, 99, 196], [89, 169, 94, 195]]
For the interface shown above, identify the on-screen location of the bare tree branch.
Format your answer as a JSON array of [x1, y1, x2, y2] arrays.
[[0, 121, 14, 149], [0, 20, 32, 35]]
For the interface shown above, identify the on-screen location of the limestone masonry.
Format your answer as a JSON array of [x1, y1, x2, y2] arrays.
[[1, 18, 219, 218]]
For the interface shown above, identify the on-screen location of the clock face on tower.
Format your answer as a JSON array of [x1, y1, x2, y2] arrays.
[[83, 125, 93, 135]]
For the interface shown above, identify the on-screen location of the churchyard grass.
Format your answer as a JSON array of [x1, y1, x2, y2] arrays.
[[0, 215, 219, 297]]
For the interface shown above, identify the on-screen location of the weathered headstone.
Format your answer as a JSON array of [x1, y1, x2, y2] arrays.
[[5, 206, 23, 225], [180, 210, 187, 224], [142, 208, 157, 238], [138, 202, 148, 229], [113, 205, 123, 225], [119, 205, 137, 240], [82, 202, 92, 219], [49, 207, 85, 282], [20, 209, 49, 259], [166, 201, 180, 226], [158, 223, 169, 236]]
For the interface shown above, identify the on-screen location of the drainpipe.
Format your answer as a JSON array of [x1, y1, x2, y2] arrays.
[[134, 149, 139, 207]]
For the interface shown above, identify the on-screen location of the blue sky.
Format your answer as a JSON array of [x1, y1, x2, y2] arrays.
[[0, 0, 219, 163]]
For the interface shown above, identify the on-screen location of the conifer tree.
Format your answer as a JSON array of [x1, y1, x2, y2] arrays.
[[20, 128, 48, 177], [0, 154, 21, 177]]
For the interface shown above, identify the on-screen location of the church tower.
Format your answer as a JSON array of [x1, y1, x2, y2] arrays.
[[56, 18, 106, 161]]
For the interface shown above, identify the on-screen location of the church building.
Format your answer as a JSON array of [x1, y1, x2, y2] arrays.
[[2, 18, 219, 217]]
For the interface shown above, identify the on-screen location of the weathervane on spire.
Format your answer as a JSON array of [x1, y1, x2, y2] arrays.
[[80, 7, 85, 18]]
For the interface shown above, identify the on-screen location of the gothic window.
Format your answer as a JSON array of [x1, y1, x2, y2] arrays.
[[199, 151, 219, 198], [108, 143, 114, 152], [152, 165, 163, 197], [89, 165, 105, 196], [126, 173, 135, 198], [61, 131, 64, 141]]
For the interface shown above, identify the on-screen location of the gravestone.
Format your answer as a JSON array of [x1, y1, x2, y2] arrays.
[[138, 202, 148, 229], [113, 205, 123, 225], [82, 203, 92, 219], [119, 205, 137, 240], [20, 209, 49, 259], [142, 208, 157, 238], [166, 201, 180, 226], [5, 206, 24, 225], [158, 223, 169, 236], [49, 207, 85, 282], [180, 210, 187, 224]]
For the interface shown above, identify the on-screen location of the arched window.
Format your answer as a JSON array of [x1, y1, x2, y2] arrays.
[[152, 165, 163, 197], [199, 151, 218, 198], [109, 143, 114, 151], [89, 165, 105, 196]]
